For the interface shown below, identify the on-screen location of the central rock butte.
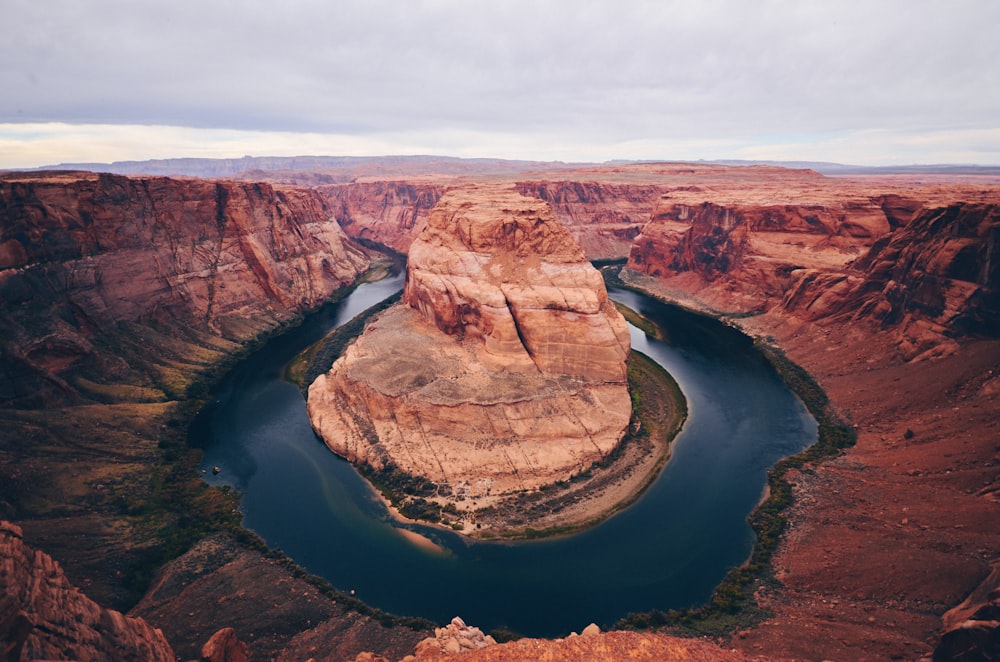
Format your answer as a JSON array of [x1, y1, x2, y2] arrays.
[[306, 185, 631, 520]]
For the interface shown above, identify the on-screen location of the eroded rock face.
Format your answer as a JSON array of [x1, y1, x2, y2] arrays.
[[0, 520, 175, 661], [781, 203, 1000, 360], [404, 186, 630, 382], [627, 196, 901, 312], [0, 171, 369, 407], [319, 181, 445, 254], [307, 186, 631, 511], [516, 181, 663, 260]]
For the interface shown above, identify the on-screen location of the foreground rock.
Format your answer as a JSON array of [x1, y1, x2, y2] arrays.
[[132, 534, 430, 661], [412, 616, 497, 657], [0, 520, 174, 661], [405, 629, 764, 662], [308, 186, 631, 523]]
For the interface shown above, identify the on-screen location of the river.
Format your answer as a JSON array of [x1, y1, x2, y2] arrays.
[[192, 271, 816, 637]]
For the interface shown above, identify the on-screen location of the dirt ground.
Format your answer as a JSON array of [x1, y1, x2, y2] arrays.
[[726, 314, 1000, 661]]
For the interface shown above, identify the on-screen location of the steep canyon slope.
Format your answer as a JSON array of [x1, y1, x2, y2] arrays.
[[1, 162, 998, 661], [307, 186, 632, 527], [0, 171, 433, 660], [0, 171, 370, 408], [315, 177, 668, 260]]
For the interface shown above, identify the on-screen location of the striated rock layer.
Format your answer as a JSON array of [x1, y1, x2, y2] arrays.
[[627, 186, 999, 360], [0, 171, 369, 407], [307, 186, 631, 511]]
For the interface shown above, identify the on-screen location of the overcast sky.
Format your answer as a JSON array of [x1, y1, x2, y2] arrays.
[[2, 0, 999, 168]]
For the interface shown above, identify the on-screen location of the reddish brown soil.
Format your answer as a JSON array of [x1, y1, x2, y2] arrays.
[[728, 314, 999, 660]]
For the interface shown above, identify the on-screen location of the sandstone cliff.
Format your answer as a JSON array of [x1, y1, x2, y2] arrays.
[[0, 520, 175, 661], [318, 181, 445, 253], [307, 186, 631, 522], [626, 194, 909, 313], [0, 171, 370, 408], [781, 202, 1000, 360], [515, 180, 663, 260], [317, 179, 663, 261], [626, 185, 999, 359]]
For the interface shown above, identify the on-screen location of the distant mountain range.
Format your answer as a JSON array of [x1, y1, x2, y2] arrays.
[[20, 154, 1000, 179]]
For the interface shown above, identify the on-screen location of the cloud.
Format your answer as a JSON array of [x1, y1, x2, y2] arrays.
[[2, 0, 999, 166]]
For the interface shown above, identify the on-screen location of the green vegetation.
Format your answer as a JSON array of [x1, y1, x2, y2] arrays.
[[613, 301, 663, 339], [356, 461, 461, 525]]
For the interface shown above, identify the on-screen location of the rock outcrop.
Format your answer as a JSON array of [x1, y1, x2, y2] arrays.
[[626, 194, 906, 313], [515, 181, 664, 260], [200, 627, 250, 662], [782, 202, 1000, 360], [319, 181, 445, 254], [307, 186, 631, 519], [318, 179, 663, 261], [0, 171, 369, 407], [412, 616, 497, 657], [0, 520, 175, 661], [626, 183, 999, 360]]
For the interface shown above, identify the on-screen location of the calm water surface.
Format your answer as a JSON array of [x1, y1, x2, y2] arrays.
[[193, 274, 816, 636]]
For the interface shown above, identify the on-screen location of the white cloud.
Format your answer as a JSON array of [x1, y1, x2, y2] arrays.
[[1, 0, 998, 167]]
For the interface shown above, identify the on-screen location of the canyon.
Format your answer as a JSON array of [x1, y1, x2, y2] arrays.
[[307, 185, 632, 528], [0, 161, 997, 660]]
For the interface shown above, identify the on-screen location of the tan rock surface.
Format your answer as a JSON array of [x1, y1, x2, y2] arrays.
[[308, 186, 631, 515], [409, 629, 771, 661]]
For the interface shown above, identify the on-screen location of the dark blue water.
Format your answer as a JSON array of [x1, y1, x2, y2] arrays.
[[192, 274, 816, 636]]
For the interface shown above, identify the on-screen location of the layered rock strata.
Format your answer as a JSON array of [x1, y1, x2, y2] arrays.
[[627, 186, 999, 360], [319, 181, 445, 254], [782, 202, 999, 360], [515, 181, 664, 260], [0, 171, 369, 407], [307, 186, 631, 514]]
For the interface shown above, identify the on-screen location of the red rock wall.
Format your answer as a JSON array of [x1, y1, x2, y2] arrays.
[[782, 202, 1000, 359], [317, 180, 662, 261], [515, 181, 663, 260], [0, 520, 175, 661], [317, 181, 445, 253], [626, 198, 894, 311], [0, 172, 369, 406]]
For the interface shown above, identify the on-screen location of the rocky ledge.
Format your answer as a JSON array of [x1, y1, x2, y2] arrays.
[[307, 186, 631, 527]]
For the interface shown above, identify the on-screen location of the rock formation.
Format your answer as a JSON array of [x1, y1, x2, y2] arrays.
[[515, 181, 664, 260], [0, 171, 369, 407], [412, 616, 497, 657], [307, 186, 631, 517], [317, 178, 663, 261], [626, 194, 908, 312], [319, 181, 445, 254], [782, 202, 1000, 360], [0, 520, 175, 661]]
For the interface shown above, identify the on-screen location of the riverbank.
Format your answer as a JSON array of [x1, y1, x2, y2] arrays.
[[294, 301, 688, 540], [614, 266, 999, 660], [467, 349, 687, 539]]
